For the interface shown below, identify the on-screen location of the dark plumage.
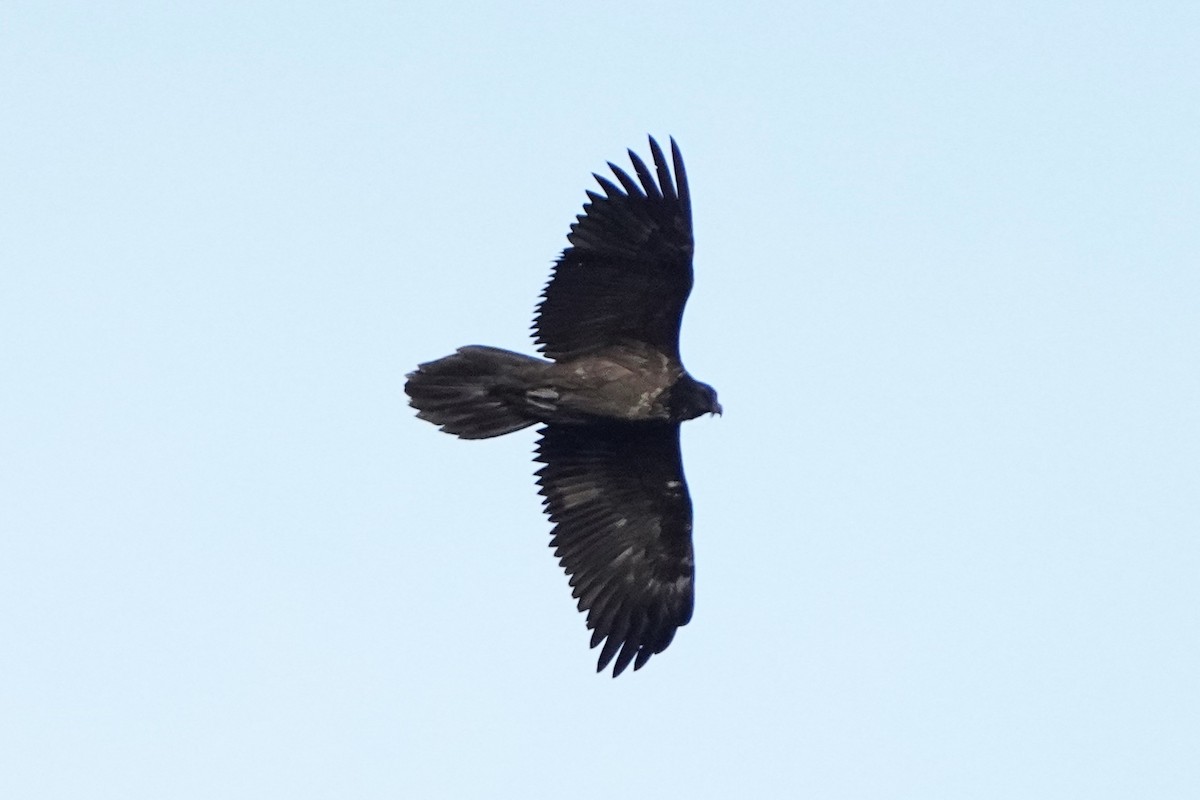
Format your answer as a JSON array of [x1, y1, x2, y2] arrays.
[[405, 137, 720, 676]]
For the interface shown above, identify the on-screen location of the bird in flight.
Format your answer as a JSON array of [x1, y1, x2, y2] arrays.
[[405, 137, 720, 676]]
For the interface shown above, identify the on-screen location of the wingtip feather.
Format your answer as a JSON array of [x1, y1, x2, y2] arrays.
[[648, 136, 676, 201], [593, 173, 623, 198], [669, 137, 690, 220], [626, 148, 661, 199], [608, 162, 643, 197]]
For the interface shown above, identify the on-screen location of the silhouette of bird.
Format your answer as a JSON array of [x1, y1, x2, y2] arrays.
[[405, 137, 720, 676]]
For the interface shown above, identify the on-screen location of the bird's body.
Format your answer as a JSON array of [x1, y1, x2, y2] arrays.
[[537, 342, 681, 423], [405, 137, 719, 676]]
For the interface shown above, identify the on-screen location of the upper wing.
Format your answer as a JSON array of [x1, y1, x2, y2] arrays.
[[534, 422, 695, 676], [533, 137, 694, 362]]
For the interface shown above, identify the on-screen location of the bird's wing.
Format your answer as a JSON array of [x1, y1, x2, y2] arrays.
[[534, 422, 695, 676], [533, 136, 694, 362]]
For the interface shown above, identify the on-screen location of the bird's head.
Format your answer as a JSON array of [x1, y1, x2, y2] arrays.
[[671, 375, 722, 422]]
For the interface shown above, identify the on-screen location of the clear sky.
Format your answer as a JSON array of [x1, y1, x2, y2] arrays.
[[3, 2, 1198, 798]]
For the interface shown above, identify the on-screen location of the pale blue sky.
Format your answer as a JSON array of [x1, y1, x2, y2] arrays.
[[3, 2, 1198, 798]]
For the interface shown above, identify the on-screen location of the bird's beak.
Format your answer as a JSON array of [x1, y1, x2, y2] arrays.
[[712, 403, 723, 417]]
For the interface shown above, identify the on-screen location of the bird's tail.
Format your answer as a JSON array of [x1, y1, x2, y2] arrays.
[[405, 346, 546, 439]]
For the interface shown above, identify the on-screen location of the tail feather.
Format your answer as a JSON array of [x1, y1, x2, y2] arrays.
[[405, 346, 546, 439]]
